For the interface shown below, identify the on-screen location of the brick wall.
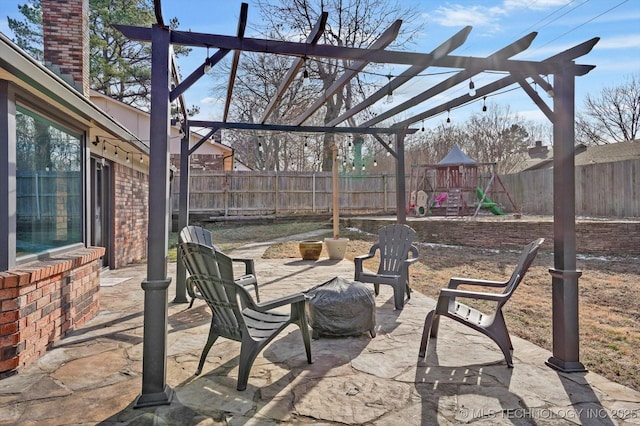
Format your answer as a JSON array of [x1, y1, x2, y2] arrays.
[[345, 217, 640, 256], [0, 246, 104, 378], [42, 0, 90, 95], [112, 163, 149, 268]]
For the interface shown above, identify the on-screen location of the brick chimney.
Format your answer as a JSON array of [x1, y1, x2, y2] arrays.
[[42, 0, 90, 96], [528, 140, 549, 158]]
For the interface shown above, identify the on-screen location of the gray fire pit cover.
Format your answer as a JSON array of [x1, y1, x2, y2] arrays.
[[305, 276, 376, 338]]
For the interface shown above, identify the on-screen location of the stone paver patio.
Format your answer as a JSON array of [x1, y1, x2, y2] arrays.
[[1, 231, 639, 425]]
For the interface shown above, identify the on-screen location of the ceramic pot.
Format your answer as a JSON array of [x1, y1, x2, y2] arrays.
[[324, 238, 349, 260], [299, 240, 323, 261]]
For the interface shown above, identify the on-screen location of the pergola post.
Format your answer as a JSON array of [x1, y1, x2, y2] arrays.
[[546, 64, 586, 373], [173, 125, 190, 303], [395, 131, 407, 224], [134, 24, 174, 408]]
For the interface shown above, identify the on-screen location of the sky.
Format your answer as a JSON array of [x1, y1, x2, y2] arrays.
[[1, 0, 639, 131]]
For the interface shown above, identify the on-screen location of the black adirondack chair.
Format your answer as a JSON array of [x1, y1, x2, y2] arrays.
[[354, 223, 420, 310], [179, 242, 312, 391], [419, 238, 544, 367], [179, 225, 259, 305]]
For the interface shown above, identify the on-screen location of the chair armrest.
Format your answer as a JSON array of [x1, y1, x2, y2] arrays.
[[439, 287, 506, 302], [448, 277, 508, 289], [252, 292, 306, 312], [231, 257, 256, 276]]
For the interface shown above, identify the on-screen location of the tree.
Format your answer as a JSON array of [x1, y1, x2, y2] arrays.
[[577, 73, 640, 145], [224, 0, 420, 171], [8, 0, 189, 109], [465, 104, 533, 173], [7, 0, 42, 61]]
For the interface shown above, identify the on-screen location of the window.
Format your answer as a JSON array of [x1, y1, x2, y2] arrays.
[[15, 106, 83, 257]]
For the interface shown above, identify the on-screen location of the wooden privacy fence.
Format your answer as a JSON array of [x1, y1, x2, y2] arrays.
[[495, 159, 639, 217], [171, 171, 397, 216], [172, 159, 640, 219]]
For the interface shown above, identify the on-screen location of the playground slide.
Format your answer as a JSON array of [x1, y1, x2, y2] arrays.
[[475, 188, 505, 215]]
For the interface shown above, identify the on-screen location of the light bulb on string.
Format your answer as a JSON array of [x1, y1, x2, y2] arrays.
[[468, 78, 476, 97], [545, 75, 554, 98], [446, 109, 451, 124], [385, 74, 393, 104], [302, 57, 309, 81], [204, 46, 212, 74], [351, 161, 355, 171], [421, 120, 425, 132], [139, 154, 144, 163], [373, 158, 378, 167], [361, 163, 365, 171], [482, 96, 487, 112]]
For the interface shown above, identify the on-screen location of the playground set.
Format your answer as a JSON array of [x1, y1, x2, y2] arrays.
[[408, 145, 519, 217]]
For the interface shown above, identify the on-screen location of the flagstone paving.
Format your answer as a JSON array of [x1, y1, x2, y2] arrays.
[[1, 233, 639, 425]]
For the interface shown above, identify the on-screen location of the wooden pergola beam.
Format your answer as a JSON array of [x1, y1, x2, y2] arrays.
[[114, 25, 596, 76], [392, 37, 598, 128], [223, 3, 248, 122], [361, 32, 538, 128], [260, 12, 328, 124], [291, 20, 402, 126], [327, 26, 472, 127], [188, 120, 417, 135]]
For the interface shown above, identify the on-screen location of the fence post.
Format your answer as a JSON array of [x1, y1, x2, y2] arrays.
[[275, 171, 279, 215]]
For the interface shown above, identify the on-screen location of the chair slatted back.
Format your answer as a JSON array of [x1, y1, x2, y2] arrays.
[[180, 242, 251, 340], [180, 225, 215, 248], [503, 238, 544, 297], [377, 224, 417, 275]]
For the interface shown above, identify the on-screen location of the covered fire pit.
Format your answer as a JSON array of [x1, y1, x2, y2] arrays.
[[305, 276, 376, 339]]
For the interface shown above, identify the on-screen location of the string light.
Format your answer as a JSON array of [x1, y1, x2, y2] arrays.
[[482, 96, 487, 112], [373, 158, 378, 167], [361, 163, 365, 171], [421, 120, 425, 132], [139, 154, 144, 163], [385, 74, 393, 104], [468, 78, 476, 97], [545, 75, 554, 98], [302, 57, 309, 81], [114, 146, 118, 158], [204, 46, 212, 74], [446, 109, 451, 124]]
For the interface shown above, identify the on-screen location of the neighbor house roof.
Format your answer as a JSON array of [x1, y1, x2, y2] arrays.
[[513, 140, 640, 172]]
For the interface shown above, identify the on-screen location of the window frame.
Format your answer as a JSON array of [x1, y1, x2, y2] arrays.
[[11, 94, 88, 265]]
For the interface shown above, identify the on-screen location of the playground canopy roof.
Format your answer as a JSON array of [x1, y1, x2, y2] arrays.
[[438, 145, 477, 166]]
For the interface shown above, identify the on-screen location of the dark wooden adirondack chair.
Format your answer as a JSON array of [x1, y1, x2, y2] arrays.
[[419, 238, 544, 367], [179, 242, 312, 391], [179, 225, 259, 305], [354, 223, 419, 310]]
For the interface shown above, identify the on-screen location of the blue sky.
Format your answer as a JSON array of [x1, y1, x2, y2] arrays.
[[1, 0, 639, 128]]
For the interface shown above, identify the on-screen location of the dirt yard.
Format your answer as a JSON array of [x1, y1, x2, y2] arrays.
[[263, 233, 640, 392]]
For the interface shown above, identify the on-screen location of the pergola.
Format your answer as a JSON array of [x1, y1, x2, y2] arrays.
[[116, 1, 598, 407]]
